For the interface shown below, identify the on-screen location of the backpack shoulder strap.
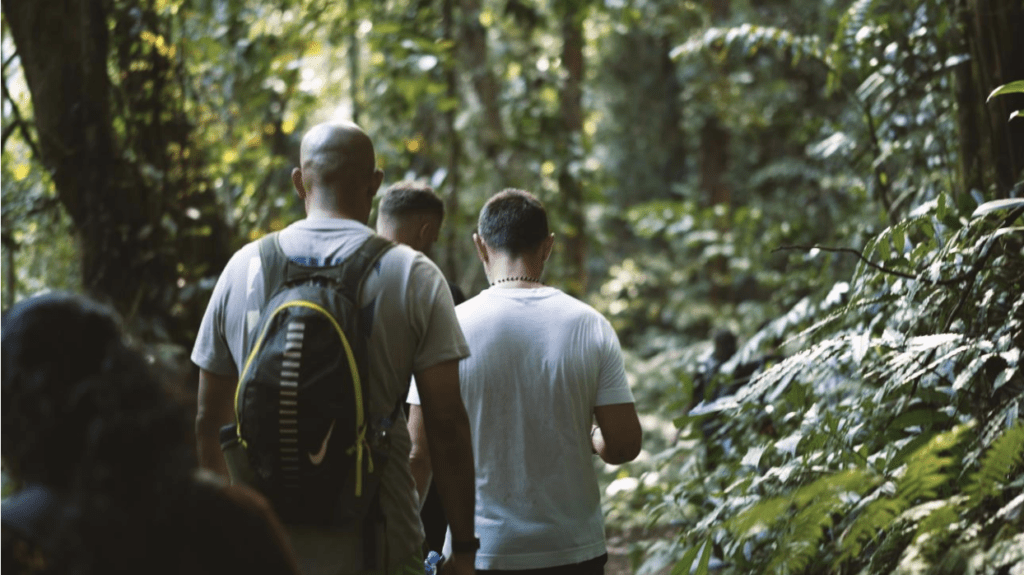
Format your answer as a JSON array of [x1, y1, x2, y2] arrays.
[[257, 232, 289, 298], [337, 235, 395, 300]]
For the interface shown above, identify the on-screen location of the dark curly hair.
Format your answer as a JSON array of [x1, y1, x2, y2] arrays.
[[2, 292, 196, 573], [2, 292, 191, 491]]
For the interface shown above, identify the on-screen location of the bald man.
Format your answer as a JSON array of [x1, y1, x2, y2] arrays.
[[193, 123, 477, 575]]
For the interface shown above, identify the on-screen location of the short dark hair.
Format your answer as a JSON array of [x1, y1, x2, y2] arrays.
[[477, 189, 549, 255], [379, 181, 445, 222]]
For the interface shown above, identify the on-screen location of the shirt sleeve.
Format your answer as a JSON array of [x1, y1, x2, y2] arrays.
[[406, 254, 470, 373], [191, 255, 243, 377], [594, 317, 635, 406]]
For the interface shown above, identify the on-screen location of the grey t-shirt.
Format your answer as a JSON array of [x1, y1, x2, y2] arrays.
[[192, 217, 469, 574]]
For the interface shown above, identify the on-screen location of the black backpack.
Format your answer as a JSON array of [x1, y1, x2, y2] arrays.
[[220, 232, 394, 529]]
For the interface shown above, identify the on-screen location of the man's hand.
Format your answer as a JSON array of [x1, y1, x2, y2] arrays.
[[414, 360, 476, 549], [196, 369, 238, 477], [441, 553, 475, 575]]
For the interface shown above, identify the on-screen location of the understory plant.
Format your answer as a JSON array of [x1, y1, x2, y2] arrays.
[[643, 195, 1023, 575]]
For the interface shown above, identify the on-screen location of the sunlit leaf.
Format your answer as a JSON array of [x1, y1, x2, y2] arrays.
[[971, 198, 1024, 217], [986, 80, 1024, 102]]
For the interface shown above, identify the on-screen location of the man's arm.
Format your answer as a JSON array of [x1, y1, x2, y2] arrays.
[[196, 369, 237, 477], [414, 359, 475, 573], [592, 403, 642, 465], [407, 403, 432, 507]]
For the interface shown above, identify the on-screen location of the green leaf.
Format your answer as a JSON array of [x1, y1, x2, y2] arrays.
[[971, 198, 1024, 218], [695, 536, 713, 575], [937, 193, 948, 220], [986, 80, 1024, 102], [671, 540, 705, 575], [877, 236, 891, 260], [893, 225, 906, 254], [889, 408, 952, 431]]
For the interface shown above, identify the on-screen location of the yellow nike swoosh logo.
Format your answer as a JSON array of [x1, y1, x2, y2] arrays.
[[308, 419, 336, 466]]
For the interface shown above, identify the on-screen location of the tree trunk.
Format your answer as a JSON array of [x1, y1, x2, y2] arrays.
[[457, 0, 506, 161], [700, 117, 731, 208], [961, 0, 1024, 196], [441, 0, 463, 283], [557, 0, 587, 296], [347, 0, 363, 125], [3, 0, 229, 341], [702, 0, 731, 302], [659, 35, 686, 190]]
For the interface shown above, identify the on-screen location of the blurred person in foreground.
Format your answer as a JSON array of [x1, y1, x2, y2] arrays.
[[1, 292, 300, 574], [408, 189, 642, 575], [375, 180, 466, 553], [192, 122, 476, 575]]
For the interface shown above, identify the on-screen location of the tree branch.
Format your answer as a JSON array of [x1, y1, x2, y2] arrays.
[[773, 239, 1009, 288], [0, 72, 42, 162], [1, 122, 15, 150], [1, 51, 17, 75], [774, 244, 921, 280]]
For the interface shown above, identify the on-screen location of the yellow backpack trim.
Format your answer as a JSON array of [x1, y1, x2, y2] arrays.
[[235, 300, 369, 496]]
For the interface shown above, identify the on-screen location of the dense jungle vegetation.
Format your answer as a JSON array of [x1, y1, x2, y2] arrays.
[[2, 0, 1022, 573]]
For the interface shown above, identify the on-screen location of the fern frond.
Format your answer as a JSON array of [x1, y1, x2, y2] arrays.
[[780, 291, 902, 349], [963, 422, 1024, 505], [832, 0, 879, 49], [727, 497, 790, 540], [740, 470, 876, 573], [670, 24, 827, 68], [952, 353, 997, 393], [910, 499, 961, 553], [837, 496, 903, 564], [825, 0, 881, 94], [836, 424, 971, 567], [736, 335, 850, 403], [892, 340, 978, 390], [769, 498, 835, 573], [728, 469, 875, 541]]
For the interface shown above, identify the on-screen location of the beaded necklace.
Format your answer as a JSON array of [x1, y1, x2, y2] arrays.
[[492, 276, 542, 286]]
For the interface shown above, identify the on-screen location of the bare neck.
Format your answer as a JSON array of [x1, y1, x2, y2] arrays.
[[487, 254, 545, 288]]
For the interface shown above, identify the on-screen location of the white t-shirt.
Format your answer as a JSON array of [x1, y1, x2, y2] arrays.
[[408, 286, 634, 570], [192, 218, 469, 574]]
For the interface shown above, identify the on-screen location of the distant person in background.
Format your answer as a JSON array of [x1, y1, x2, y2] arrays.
[[376, 180, 467, 305], [1, 292, 300, 575], [376, 180, 464, 553], [408, 189, 642, 574]]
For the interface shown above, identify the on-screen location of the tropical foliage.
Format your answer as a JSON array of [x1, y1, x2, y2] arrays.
[[2, 0, 1021, 573]]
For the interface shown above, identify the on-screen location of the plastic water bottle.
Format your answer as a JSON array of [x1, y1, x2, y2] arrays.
[[424, 551, 443, 575]]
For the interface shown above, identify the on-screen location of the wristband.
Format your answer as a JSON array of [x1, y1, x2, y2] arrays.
[[451, 537, 480, 553]]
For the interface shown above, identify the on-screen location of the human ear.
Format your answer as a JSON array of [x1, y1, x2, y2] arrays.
[[291, 167, 306, 200], [369, 168, 385, 197], [420, 218, 440, 244], [541, 233, 555, 262], [473, 233, 490, 266]]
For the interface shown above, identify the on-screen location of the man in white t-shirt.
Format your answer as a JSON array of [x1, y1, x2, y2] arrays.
[[408, 189, 642, 575], [192, 122, 477, 575]]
